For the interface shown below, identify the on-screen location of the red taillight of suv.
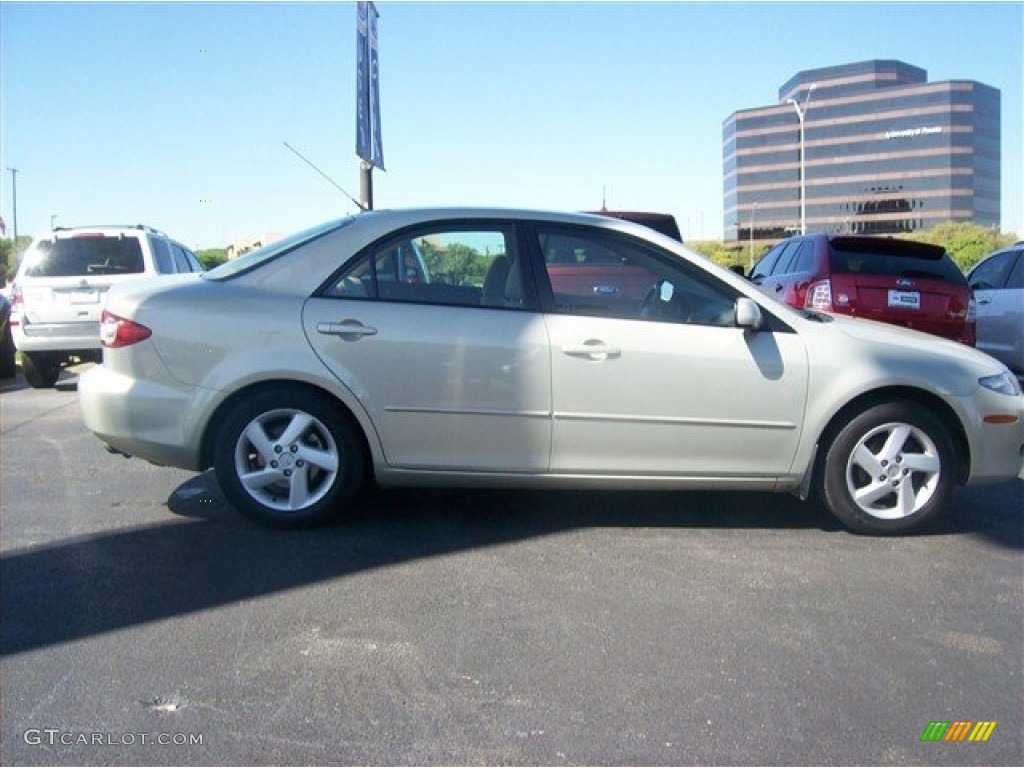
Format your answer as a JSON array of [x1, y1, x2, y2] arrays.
[[805, 279, 833, 311], [100, 310, 151, 348], [961, 296, 977, 346], [9, 284, 23, 326]]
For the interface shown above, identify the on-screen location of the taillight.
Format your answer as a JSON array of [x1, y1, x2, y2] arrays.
[[100, 310, 151, 348], [805, 279, 833, 311], [964, 297, 977, 346], [9, 284, 22, 325]]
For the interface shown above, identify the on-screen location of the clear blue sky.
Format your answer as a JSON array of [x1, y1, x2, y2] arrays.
[[2, 1, 1021, 248]]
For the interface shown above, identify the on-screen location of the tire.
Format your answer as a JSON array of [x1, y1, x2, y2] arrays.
[[213, 387, 365, 528], [21, 351, 62, 389], [818, 401, 957, 535], [0, 324, 15, 379]]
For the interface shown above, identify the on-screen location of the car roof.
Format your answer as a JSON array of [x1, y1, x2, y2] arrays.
[[347, 207, 679, 244]]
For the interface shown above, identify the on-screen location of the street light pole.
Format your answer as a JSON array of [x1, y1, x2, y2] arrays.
[[787, 84, 816, 235], [748, 201, 759, 271]]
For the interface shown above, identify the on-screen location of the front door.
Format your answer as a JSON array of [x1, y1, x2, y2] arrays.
[[534, 225, 809, 478]]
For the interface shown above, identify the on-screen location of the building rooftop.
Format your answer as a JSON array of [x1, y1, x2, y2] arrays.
[[778, 59, 928, 103]]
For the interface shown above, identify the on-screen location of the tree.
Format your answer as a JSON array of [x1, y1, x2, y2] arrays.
[[901, 222, 1015, 272], [1, 235, 32, 282], [196, 248, 228, 270]]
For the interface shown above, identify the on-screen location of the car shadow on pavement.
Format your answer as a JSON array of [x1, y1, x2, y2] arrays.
[[2, 470, 1020, 658]]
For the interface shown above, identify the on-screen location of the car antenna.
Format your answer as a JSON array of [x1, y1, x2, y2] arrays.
[[283, 141, 366, 211]]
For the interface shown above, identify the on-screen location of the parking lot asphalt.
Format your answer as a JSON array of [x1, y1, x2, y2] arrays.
[[1, 366, 1022, 766]]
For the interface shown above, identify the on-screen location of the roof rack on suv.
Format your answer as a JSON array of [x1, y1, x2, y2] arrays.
[[52, 224, 166, 236]]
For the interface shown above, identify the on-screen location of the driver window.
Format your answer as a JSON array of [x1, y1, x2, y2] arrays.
[[537, 227, 738, 326]]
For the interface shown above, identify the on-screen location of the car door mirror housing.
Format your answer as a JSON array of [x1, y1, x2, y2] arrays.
[[730, 264, 747, 278], [735, 297, 764, 330]]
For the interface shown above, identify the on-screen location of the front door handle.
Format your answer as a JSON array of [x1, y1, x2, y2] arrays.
[[562, 340, 621, 361], [317, 319, 378, 340]]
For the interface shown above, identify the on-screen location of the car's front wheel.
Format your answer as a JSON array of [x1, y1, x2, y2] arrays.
[[21, 351, 61, 388], [213, 387, 365, 528], [818, 401, 957, 535]]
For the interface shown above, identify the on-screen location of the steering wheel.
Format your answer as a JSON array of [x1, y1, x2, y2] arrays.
[[640, 280, 690, 322]]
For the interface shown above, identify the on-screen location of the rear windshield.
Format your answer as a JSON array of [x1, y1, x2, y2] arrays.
[[204, 217, 355, 281], [23, 235, 144, 277], [829, 244, 966, 284]]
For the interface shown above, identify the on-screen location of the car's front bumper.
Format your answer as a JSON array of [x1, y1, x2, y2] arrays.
[[956, 386, 1024, 484]]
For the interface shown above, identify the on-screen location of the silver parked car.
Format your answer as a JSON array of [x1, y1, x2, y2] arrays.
[[79, 209, 1024, 534], [967, 243, 1024, 375]]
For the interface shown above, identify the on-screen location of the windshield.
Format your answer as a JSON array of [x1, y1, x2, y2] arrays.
[[203, 217, 355, 281]]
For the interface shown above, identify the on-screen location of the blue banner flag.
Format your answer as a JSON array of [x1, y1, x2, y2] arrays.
[[355, 2, 384, 169], [368, 3, 384, 169]]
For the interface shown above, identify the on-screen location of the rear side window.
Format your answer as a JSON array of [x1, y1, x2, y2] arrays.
[[23, 235, 145, 277], [829, 245, 966, 285], [325, 226, 530, 309], [750, 242, 788, 281], [777, 241, 814, 275], [150, 237, 176, 274]]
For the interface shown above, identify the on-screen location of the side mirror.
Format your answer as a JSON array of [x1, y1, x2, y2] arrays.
[[735, 297, 764, 330], [730, 264, 747, 278]]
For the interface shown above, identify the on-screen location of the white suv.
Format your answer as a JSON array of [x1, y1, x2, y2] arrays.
[[10, 224, 203, 388]]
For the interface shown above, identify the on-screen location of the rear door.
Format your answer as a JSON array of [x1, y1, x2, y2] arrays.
[[303, 221, 553, 472]]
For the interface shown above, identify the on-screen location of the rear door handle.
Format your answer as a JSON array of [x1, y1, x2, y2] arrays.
[[317, 319, 378, 340], [562, 340, 621, 361]]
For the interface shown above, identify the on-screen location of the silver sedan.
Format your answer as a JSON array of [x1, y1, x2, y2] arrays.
[[79, 209, 1024, 534]]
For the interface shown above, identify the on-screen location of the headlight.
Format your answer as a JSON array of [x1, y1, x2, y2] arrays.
[[979, 372, 1022, 397]]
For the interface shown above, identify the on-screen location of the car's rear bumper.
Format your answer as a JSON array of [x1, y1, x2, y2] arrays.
[[79, 362, 204, 471], [13, 320, 101, 352]]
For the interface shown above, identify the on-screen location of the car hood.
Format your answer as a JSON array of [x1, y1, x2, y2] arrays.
[[824, 311, 1006, 374]]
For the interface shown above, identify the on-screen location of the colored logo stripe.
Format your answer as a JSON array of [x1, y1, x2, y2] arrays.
[[969, 721, 997, 742], [921, 721, 996, 742]]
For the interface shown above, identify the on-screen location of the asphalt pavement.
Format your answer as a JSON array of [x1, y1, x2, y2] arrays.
[[1, 366, 1022, 766]]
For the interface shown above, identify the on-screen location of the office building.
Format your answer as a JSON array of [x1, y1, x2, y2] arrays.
[[723, 60, 1000, 242]]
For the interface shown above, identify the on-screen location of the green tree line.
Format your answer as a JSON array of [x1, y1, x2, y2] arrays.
[[2, 222, 1018, 283], [689, 221, 1017, 273]]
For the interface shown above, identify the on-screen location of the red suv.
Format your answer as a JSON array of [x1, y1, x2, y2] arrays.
[[748, 234, 975, 345]]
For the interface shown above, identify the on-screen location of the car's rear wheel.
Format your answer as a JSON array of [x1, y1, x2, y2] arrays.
[[0, 323, 16, 379], [21, 352, 62, 389], [213, 387, 365, 528], [818, 401, 957, 535]]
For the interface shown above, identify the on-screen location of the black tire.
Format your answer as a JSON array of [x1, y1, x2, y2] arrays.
[[818, 400, 957, 535], [21, 351, 62, 389], [213, 387, 365, 528], [0, 323, 15, 379]]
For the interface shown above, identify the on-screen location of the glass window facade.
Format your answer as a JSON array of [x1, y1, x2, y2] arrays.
[[724, 60, 1001, 242]]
